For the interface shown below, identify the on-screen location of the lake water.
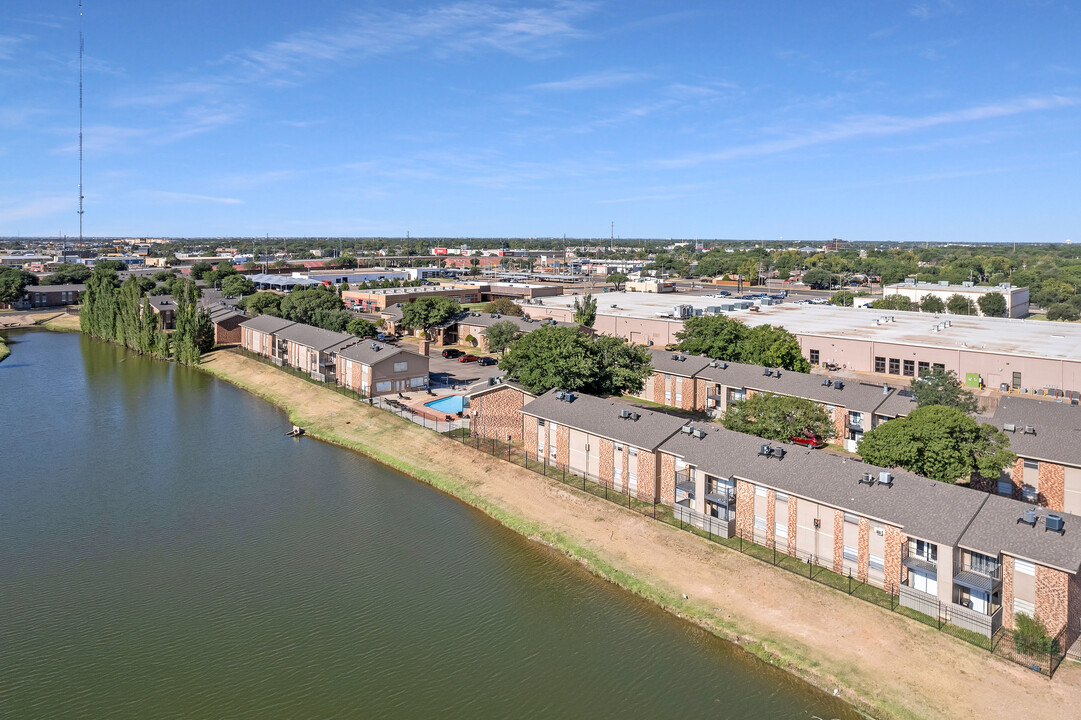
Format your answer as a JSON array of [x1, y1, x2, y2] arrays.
[[0, 331, 858, 719]]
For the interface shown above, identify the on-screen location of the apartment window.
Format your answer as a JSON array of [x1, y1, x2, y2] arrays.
[[903, 359, 915, 377], [968, 551, 999, 576], [776, 492, 788, 504], [410, 376, 426, 388], [888, 358, 900, 375], [849, 412, 863, 428], [997, 480, 1014, 496], [1023, 459, 1039, 470], [614, 464, 623, 481], [918, 361, 930, 376], [869, 555, 885, 572], [538, 419, 545, 427], [549, 444, 557, 460], [754, 515, 767, 531], [755, 485, 768, 498], [615, 443, 623, 453], [775, 523, 788, 539], [1014, 558, 1036, 576], [393, 361, 408, 372], [675, 392, 682, 404], [933, 363, 945, 372], [913, 540, 937, 562], [1022, 485, 1038, 503], [628, 447, 638, 458], [809, 349, 820, 365], [874, 356, 886, 373], [1013, 598, 1035, 618], [376, 381, 391, 392], [844, 512, 859, 525], [843, 545, 858, 562]]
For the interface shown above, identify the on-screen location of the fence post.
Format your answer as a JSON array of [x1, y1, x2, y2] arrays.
[[773, 545, 777, 565], [848, 572, 852, 595]]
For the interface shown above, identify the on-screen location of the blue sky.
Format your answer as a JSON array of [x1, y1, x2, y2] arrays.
[[1, 1, 1078, 241]]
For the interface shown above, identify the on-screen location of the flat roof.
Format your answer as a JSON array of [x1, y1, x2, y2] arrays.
[[530, 294, 1081, 363], [885, 282, 1025, 294]]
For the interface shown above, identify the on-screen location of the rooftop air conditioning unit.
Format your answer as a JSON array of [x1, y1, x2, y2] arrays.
[[1019, 508, 1037, 526], [822, 378, 832, 387], [693, 429, 706, 439], [878, 471, 893, 487], [681, 425, 694, 434], [1046, 514, 1065, 534], [672, 353, 680, 360], [564, 393, 575, 402], [555, 391, 565, 400], [759, 444, 772, 457], [834, 381, 845, 390], [860, 473, 875, 486], [773, 447, 786, 460], [763, 368, 773, 376], [1003, 423, 1016, 432], [1023, 425, 1036, 435], [710, 361, 719, 367], [630, 412, 640, 421], [720, 362, 728, 369], [620, 409, 630, 419]]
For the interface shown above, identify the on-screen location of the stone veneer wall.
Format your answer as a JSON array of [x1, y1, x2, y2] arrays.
[[1035, 564, 1070, 639], [787, 497, 798, 556], [1038, 461, 1065, 511], [659, 452, 676, 505], [832, 510, 845, 573], [1002, 555, 1015, 630], [765, 489, 777, 549], [637, 449, 658, 502], [471, 386, 526, 442], [857, 518, 870, 583], [884, 526, 906, 594], [735, 480, 755, 537], [598, 438, 614, 488]]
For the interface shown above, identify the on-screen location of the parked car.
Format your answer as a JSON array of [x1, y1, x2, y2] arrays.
[[789, 434, 826, 449], [717, 290, 731, 297], [458, 354, 480, 363], [442, 349, 464, 359], [477, 356, 497, 366]]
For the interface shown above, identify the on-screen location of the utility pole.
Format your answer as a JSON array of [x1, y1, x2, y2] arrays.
[[77, 1, 85, 243]]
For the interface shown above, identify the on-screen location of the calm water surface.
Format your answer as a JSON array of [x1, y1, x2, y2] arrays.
[[0, 332, 859, 719]]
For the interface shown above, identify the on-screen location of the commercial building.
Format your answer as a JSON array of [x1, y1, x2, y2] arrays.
[[884, 280, 1029, 318], [4, 284, 85, 309], [343, 285, 482, 312]]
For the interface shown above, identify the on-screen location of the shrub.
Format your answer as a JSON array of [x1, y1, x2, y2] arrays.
[[1013, 613, 1059, 657]]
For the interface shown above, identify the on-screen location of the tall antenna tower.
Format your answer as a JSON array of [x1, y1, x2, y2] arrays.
[[78, 1, 85, 242]]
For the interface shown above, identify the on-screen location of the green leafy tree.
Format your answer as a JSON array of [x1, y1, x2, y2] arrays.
[[153, 270, 176, 283], [857, 406, 1014, 483], [41, 263, 92, 285], [676, 315, 810, 371], [500, 325, 650, 396], [338, 281, 350, 296], [721, 392, 835, 442], [573, 292, 597, 327], [1013, 613, 1060, 657], [240, 292, 281, 316], [946, 293, 976, 315], [93, 259, 128, 272], [188, 261, 214, 280], [346, 317, 377, 338], [802, 267, 833, 289], [308, 308, 354, 332], [829, 290, 857, 306], [279, 287, 346, 325], [920, 294, 946, 313], [482, 297, 523, 316], [606, 273, 629, 290], [400, 296, 462, 334], [242, 260, 259, 271], [172, 279, 204, 365], [483, 320, 519, 354], [1047, 303, 1080, 322], [910, 367, 979, 413], [464, 333, 477, 347], [194, 310, 215, 352], [977, 292, 1007, 317], [221, 274, 256, 297], [469, 258, 481, 276], [0, 267, 38, 302], [869, 295, 913, 311]]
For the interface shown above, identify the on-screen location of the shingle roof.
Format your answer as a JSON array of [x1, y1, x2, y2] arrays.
[[873, 389, 918, 418], [457, 312, 574, 332], [276, 323, 357, 352], [697, 359, 899, 414], [208, 306, 247, 324], [647, 348, 713, 378], [960, 494, 1081, 574], [520, 390, 687, 451], [465, 378, 533, 399], [337, 341, 425, 366], [985, 396, 1081, 468], [660, 425, 987, 546], [239, 315, 296, 335], [27, 284, 86, 293]]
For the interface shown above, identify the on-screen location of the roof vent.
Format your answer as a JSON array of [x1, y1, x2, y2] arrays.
[[1023, 425, 1036, 435], [1046, 514, 1065, 534], [620, 409, 630, 419], [859, 473, 875, 486], [681, 425, 694, 434], [1003, 423, 1016, 432], [834, 381, 845, 391], [878, 471, 893, 487], [1019, 508, 1037, 526]]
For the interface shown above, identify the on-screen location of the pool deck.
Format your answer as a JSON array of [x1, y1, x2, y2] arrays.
[[399, 390, 466, 422]]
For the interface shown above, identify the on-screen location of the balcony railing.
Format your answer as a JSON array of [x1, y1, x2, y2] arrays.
[[674, 468, 693, 485]]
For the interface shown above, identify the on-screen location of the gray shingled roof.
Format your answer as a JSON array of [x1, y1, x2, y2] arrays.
[[697, 359, 899, 414], [240, 315, 296, 335], [465, 378, 534, 399], [984, 396, 1081, 468], [521, 390, 687, 451], [873, 389, 918, 418], [960, 494, 1081, 574], [647, 348, 713, 378], [26, 284, 86, 293], [660, 425, 987, 547], [457, 312, 573, 332], [337, 341, 424, 366], [276, 323, 357, 352]]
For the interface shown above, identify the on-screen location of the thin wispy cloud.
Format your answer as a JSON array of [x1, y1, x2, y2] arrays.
[[133, 190, 244, 205], [530, 69, 650, 92], [910, 0, 959, 21], [0, 34, 29, 62], [656, 95, 1078, 169]]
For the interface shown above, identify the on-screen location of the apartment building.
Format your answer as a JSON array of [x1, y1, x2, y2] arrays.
[[276, 324, 360, 382], [240, 315, 297, 360], [335, 341, 429, 397], [5, 283, 85, 309], [633, 350, 712, 411], [207, 305, 247, 345], [466, 380, 536, 443]]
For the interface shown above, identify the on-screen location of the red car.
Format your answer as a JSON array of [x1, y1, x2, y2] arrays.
[[789, 434, 826, 449], [458, 354, 479, 363]]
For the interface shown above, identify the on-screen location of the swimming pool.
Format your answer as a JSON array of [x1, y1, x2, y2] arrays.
[[424, 395, 465, 414]]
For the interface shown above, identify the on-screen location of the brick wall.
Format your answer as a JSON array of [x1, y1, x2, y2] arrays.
[[679, 376, 695, 410], [1068, 572, 1081, 648], [884, 526, 905, 594], [598, 439, 614, 488], [556, 425, 570, 469], [694, 378, 708, 412], [1038, 461, 1065, 511], [214, 318, 243, 345], [857, 518, 870, 583], [765, 489, 777, 549], [787, 497, 798, 556], [1035, 564, 1070, 638], [471, 386, 527, 442], [833, 409, 847, 445], [659, 452, 676, 505], [652, 373, 666, 404], [1002, 555, 1015, 630], [735, 480, 755, 537], [832, 510, 844, 573], [523, 416, 539, 459], [637, 449, 658, 502]]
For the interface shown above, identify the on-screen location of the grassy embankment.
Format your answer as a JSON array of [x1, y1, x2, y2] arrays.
[[0, 335, 9, 363]]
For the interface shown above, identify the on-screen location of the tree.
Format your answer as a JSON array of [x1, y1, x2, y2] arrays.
[[482, 297, 523, 316], [194, 310, 215, 352], [93, 259, 128, 272], [400, 296, 462, 333], [802, 268, 833, 289], [221, 275, 256, 297], [573, 292, 597, 327], [920, 294, 946, 313], [484, 320, 519, 354], [977, 292, 1007, 318], [279, 287, 346, 325], [469, 258, 481, 276], [241, 292, 282, 316], [857, 406, 1014, 483], [946, 293, 975, 315], [869, 295, 913, 311], [464, 333, 478, 347], [41, 263, 91, 285], [0, 267, 37, 303], [172, 279, 205, 365], [606, 273, 629, 290], [829, 290, 857, 306], [338, 281, 350, 296], [721, 392, 835, 443], [910, 367, 979, 413], [152, 270, 176, 283], [1046, 303, 1079, 322], [346, 317, 377, 338], [675, 315, 810, 371], [499, 325, 650, 396], [189, 261, 214, 280]]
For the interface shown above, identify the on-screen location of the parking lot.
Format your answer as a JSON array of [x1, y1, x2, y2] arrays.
[[426, 346, 504, 389]]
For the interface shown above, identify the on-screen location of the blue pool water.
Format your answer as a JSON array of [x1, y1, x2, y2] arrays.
[[425, 395, 465, 413]]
